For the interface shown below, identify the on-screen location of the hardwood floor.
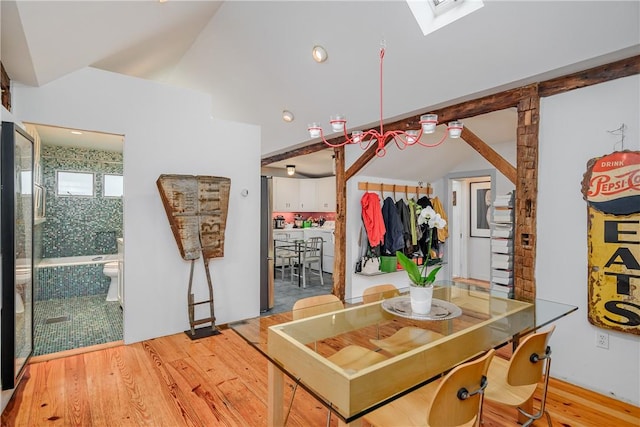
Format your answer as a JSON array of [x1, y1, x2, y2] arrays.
[[2, 329, 638, 427]]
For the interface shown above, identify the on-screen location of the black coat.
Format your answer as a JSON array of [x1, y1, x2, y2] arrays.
[[381, 197, 405, 255]]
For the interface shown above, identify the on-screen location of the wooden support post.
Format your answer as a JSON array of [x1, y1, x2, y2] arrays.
[[333, 147, 346, 301], [514, 85, 540, 302]]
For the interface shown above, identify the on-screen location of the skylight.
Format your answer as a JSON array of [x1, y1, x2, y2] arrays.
[[407, 0, 484, 36]]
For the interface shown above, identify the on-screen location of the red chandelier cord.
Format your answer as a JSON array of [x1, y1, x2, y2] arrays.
[[312, 47, 452, 157]]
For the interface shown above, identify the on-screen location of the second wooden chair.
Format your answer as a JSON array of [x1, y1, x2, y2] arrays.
[[364, 349, 495, 427]]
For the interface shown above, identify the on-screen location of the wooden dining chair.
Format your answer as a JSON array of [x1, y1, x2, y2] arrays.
[[288, 294, 387, 425], [362, 283, 400, 303], [291, 294, 344, 320], [363, 349, 495, 427], [483, 326, 556, 427]]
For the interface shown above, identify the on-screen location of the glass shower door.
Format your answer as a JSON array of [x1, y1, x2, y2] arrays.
[[1, 122, 34, 390]]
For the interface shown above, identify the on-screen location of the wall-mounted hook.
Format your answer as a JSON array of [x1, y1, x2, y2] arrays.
[[607, 123, 626, 151]]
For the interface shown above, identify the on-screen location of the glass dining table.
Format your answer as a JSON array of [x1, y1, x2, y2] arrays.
[[229, 281, 577, 426]]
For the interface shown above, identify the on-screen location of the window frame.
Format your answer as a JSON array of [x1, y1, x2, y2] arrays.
[[56, 170, 95, 197], [103, 173, 124, 198]]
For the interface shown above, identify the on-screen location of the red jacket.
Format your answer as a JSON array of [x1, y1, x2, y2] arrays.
[[361, 192, 386, 247]]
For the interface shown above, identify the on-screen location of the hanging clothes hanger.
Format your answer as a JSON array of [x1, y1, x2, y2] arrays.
[[393, 184, 397, 201], [405, 185, 409, 201]]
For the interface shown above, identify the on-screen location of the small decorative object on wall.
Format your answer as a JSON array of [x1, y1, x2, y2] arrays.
[[157, 174, 231, 339], [470, 181, 491, 238], [582, 150, 639, 336]]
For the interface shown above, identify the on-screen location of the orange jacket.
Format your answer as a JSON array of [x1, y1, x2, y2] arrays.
[[361, 192, 386, 247]]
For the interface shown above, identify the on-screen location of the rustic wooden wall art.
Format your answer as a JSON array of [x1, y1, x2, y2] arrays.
[[157, 174, 231, 338], [582, 150, 640, 335]]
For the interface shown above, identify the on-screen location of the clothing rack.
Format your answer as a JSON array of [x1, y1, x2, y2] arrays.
[[358, 181, 432, 199]]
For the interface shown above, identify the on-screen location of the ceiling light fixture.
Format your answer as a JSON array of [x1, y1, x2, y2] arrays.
[[70, 130, 83, 135], [282, 110, 294, 122], [286, 165, 296, 176], [308, 42, 463, 157], [312, 45, 328, 63]]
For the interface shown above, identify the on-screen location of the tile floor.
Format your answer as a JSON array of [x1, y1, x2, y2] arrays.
[[264, 269, 333, 316], [33, 294, 123, 356]]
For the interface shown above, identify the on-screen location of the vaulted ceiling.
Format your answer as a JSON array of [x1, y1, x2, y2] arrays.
[[2, 1, 639, 180]]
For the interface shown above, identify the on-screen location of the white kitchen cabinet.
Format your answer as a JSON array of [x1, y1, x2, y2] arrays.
[[316, 177, 336, 212], [298, 179, 318, 211], [273, 177, 299, 211], [273, 177, 336, 213]]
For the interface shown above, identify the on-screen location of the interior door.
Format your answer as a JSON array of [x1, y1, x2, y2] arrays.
[[1, 122, 34, 390]]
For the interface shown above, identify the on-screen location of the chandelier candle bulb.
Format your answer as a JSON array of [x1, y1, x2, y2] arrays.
[[406, 130, 419, 144], [420, 114, 438, 133], [447, 121, 464, 138], [352, 130, 363, 143], [330, 115, 346, 132], [308, 123, 322, 138]]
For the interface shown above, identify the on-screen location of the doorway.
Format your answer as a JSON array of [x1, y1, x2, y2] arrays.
[[446, 170, 495, 285], [26, 123, 124, 357]]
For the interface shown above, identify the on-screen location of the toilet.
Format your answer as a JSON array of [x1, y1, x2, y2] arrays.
[[103, 261, 120, 302], [15, 266, 31, 314]]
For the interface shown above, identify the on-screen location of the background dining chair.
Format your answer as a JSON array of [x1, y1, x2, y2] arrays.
[[292, 294, 344, 320], [291, 236, 324, 288], [289, 294, 387, 425], [363, 349, 495, 427], [484, 326, 556, 427], [362, 283, 400, 303], [274, 233, 295, 280]]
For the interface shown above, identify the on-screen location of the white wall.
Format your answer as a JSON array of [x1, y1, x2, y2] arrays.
[[538, 75, 640, 405], [12, 68, 261, 344]]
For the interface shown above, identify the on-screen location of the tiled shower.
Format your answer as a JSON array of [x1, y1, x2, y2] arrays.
[[34, 144, 124, 356]]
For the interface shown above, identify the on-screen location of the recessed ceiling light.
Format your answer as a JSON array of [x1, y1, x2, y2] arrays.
[[282, 110, 294, 122], [70, 131, 83, 135], [312, 45, 328, 63]]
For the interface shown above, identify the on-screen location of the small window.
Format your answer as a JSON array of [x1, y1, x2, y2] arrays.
[[20, 171, 32, 195], [57, 171, 94, 196], [103, 174, 123, 197]]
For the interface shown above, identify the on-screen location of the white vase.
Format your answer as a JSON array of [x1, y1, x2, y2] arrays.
[[409, 284, 434, 314]]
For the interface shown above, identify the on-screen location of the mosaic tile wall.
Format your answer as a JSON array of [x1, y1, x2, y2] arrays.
[[38, 144, 122, 300], [35, 264, 110, 301], [41, 144, 123, 258]]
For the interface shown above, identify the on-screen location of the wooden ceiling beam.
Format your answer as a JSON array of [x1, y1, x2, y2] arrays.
[[261, 141, 328, 166], [460, 127, 517, 184], [539, 55, 640, 98]]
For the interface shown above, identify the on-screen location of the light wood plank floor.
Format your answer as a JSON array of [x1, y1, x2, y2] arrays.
[[2, 329, 638, 426]]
